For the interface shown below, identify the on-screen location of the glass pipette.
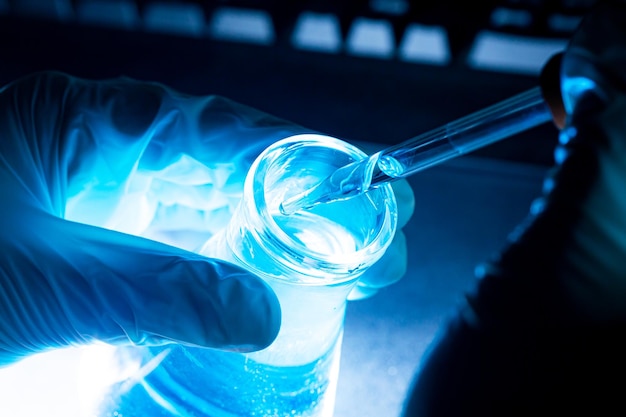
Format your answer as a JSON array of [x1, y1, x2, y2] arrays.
[[280, 86, 553, 215]]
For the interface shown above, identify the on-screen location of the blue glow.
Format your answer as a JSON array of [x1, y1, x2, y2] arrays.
[[209, 7, 275, 45], [553, 146, 570, 164], [398, 24, 450, 65], [542, 176, 556, 194], [0, 345, 135, 417], [548, 14, 583, 33], [559, 126, 577, 145], [77, 0, 139, 29], [369, 0, 409, 15], [490, 7, 533, 28], [99, 341, 342, 416], [468, 31, 567, 75], [346, 18, 395, 59], [561, 76, 599, 114], [143, 2, 205, 37], [291, 12, 342, 53], [530, 197, 547, 215]]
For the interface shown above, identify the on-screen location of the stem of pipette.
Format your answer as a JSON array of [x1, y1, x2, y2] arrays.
[[280, 87, 552, 216]]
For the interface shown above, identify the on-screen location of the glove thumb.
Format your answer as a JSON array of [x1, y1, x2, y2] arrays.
[[1, 207, 281, 365]]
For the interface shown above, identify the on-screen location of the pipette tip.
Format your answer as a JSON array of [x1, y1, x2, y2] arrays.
[[279, 182, 329, 216]]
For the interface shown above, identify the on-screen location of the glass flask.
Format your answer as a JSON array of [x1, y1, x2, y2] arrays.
[[86, 134, 397, 417]]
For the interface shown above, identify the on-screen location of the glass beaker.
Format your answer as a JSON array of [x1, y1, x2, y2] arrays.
[[85, 134, 397, 417]]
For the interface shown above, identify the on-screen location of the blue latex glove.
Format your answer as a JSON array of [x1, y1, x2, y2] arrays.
[[403, 1, 626, 415], [0, 72, 413, 366]]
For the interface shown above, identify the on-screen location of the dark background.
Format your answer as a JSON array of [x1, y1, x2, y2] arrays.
[[0, 0, 599, 167]]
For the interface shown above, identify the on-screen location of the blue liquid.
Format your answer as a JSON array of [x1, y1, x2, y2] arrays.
[[96, 336, 341, 417]]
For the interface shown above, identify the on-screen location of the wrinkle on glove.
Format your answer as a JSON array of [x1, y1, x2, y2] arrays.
[[403, 1, 626, 415]]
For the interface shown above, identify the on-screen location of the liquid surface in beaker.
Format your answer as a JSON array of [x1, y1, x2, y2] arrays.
[[263, 169, 385, 269], [272, 211, 357, 256]]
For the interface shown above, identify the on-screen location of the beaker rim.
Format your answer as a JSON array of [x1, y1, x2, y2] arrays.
[[239, 134, 398, 284]]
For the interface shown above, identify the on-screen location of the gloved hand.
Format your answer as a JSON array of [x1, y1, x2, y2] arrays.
[[403, 1, 626, 415], [0, 71, 413, 367]]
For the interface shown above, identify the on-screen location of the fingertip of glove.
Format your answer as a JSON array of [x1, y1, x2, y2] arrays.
[[112, 256, 282, 353], [195, 260, 282, 352]]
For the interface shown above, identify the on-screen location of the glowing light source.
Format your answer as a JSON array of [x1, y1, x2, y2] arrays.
[[467, 31, 567, 75], [291, 12, 342, 53], [398, 24, 450, 65], [209, 7, 275, 45], [561, 77, 598, 114], [0, 345, 132, 417], [346, 17, 395, 59]]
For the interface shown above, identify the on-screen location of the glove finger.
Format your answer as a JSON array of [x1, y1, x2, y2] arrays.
[[391, 178, 416, 228], [1, 210, 281, 365], [348, 231, 408, 300]]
